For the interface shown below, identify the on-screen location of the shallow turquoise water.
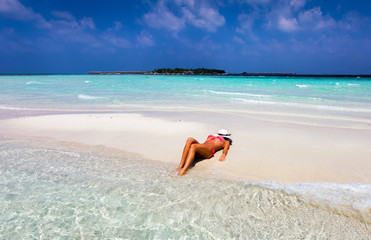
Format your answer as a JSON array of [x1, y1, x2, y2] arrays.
[[0, 137, 370, 239], [1, 75, 371, 238], [1, 75, 371, 115]]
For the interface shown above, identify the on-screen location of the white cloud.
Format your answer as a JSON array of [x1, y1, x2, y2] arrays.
[[29, 10, 99, 47], [143, 0, 225, 32], [0, 0, 139, 51], [237, 13, 256, 31], [52, 11, 75, 21], [136, 31, 154, 47], [193, 35, 222, 52], [143, 0, 184, 31], [237, 0, 303, 33], [0, 26, 36, 53], [0, 0, 50, 27], [236, 12, 260, 41], [0, 0, 38, 20], [182, 5, 225, 31], [0, 0, 165, 53], [239, 0, 272, 6], [0, 1, 100, 50], [237, 0, 358, 33], [289, 0, 306, 9], [49, 13, 96, 35], [233, 36, 245, 44], [175, 35, 222, 55], [103, 35, 131, 48], [106, 21, 124, 32], [298, 7, 335, 30], [80, 17, 95, 30], [113, 21, 123, 31], [338, 11, 370, 31], [278, 16, 298, 32], [175, 0, 196, 7]]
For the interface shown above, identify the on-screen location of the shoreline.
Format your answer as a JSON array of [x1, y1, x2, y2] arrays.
[[1, 134, 370, 234], [2, 133, 371, 225], [1, 109, 370, 184]]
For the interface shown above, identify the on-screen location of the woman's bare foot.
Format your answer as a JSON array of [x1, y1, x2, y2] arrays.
[[170, 168, 179, 174]]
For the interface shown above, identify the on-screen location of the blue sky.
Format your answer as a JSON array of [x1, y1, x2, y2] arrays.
[[0, 0, 370, 74]]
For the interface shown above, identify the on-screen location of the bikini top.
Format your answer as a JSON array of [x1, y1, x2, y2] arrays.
[[207, 135, 224, 142]]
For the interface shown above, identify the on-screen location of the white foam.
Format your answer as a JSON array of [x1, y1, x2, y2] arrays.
[[256, 181, 371, 221], [84, 81, 90, 83], [232, 98, 300, 106], [78, 94, 102, 100], [209, 90, 270, 98], [348, 83, 359, 86], [0, 105, 23, 110], [314, 104, 371, 113], [296, 84, 309, 88], [26, 81, 42, 85], [232, 98, 371, 113]]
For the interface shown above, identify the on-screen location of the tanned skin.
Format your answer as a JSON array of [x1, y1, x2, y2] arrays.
[[177, 136, 230, 176]]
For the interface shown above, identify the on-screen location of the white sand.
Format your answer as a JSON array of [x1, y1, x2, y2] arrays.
[[0, 111, 370, 183]]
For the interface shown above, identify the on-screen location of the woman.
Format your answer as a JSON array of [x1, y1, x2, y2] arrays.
[[177, 129, 232, 176]]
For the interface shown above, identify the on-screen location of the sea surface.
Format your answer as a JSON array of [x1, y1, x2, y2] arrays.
[[1, 74, 371, 127], [0, 74, 371, 238]]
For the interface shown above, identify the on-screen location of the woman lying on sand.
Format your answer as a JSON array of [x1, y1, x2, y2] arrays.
[[177, 129, 232, 176]]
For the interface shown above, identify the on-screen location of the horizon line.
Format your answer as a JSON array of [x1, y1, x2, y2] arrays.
[[1, 72, 371, 77]]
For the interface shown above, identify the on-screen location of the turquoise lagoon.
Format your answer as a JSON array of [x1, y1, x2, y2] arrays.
[[0, 75, 370, 239], [1, 75, 371, 115]]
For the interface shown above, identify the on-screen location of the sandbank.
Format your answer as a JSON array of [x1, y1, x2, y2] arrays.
[[0, 110, 370, 183]]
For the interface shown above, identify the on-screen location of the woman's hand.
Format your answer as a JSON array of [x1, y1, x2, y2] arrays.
[[219, 140, 230, 162]]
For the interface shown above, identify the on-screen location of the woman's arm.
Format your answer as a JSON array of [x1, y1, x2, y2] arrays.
[[219, 140, 230, 162]]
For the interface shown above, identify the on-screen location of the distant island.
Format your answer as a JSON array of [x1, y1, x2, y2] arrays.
[[87, 70, 370, 78], [88, 68, 226, 75], [87, 68, 299, 76]]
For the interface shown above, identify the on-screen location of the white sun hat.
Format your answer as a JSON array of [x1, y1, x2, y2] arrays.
[[217, 129, 231, 137]]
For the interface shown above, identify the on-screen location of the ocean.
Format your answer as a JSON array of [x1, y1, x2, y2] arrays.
[[0, 74, 370, 239], [1, 74, 371, 127]]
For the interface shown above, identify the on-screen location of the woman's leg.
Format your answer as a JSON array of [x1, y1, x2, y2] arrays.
[[177, 137, 199, 170], [178, 143, 213, 176]]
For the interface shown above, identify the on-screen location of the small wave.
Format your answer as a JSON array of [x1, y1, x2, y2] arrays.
[[232, 98, 371, 113], [348, 83, 359, 86], [26, 81, 42, 85], [296, 84, 309, 88], [78, 94, 102, 100], [233, 98, 299, 106], [209, 90, 270, 98], [0, 105, 23, 110], [258, 181, 371, 223], [314, 105, 371, 113], [309, 97, 323, 101], [84, 81, 90, 83]]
